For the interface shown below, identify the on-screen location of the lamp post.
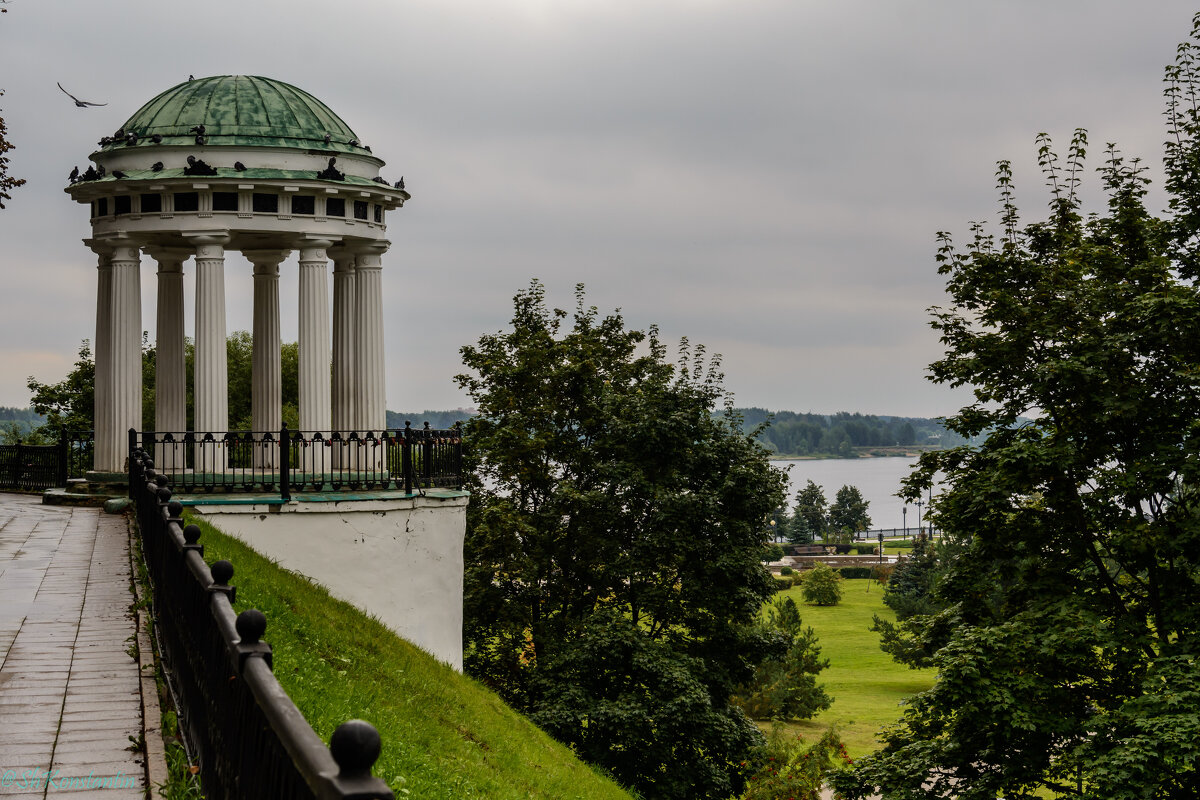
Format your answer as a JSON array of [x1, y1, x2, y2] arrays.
[[878, 530, 883, 564], [915, 498, 924, 539], [902, 505, 907, 538]]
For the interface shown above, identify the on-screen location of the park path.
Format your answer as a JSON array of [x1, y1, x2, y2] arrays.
[[0, 493, 146, 798]]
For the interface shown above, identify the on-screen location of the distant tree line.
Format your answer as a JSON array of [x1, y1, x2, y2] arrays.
[[732, 409, 981, 457]]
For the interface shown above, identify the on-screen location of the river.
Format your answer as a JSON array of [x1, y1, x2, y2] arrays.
[[774, 456, 935, 533]]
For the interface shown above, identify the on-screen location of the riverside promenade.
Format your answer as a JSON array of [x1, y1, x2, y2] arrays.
[[0, 493, 147, 798]]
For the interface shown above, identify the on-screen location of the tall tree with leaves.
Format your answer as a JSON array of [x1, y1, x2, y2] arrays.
[[790, 479, 828, 543], [0, 89, 22, 209], [835, 22, 1200, 797], [828, 484, 871, 535], [457, 281, 789, 800], [0, 6, 24, 210]]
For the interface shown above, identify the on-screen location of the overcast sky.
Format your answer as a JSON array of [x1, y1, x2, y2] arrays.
[[0, 1, 1195, 419]]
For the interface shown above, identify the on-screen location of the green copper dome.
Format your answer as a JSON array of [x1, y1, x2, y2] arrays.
[[105, 75, 371, 155]]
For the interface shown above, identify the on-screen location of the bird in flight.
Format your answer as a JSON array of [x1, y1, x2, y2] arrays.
[[58, 82, 107, 107]]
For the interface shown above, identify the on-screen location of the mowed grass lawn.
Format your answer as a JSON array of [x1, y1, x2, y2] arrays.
[[767, 579, 934, 758]]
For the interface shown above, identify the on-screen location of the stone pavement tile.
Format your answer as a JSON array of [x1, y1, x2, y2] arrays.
[[50, 745, 142, 767], [0, 696, 61, 707], [0, 740, 55, 760]]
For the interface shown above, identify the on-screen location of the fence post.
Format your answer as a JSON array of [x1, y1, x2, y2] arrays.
[[402, 422, 413, 495], [56, 435, 68, 488], [279, 424, 291, 502], [422, 422, 433, 488], [127, 429, 138, 499], [453, 421, 464, 490]]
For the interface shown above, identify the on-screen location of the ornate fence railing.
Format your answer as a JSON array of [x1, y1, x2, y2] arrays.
[[130, 422, 463, 500], [130, 450, 394, 799], [0, 432, 94, 491]]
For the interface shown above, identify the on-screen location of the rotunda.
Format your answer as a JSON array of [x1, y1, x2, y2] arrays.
[[65, 75, 409, 472]]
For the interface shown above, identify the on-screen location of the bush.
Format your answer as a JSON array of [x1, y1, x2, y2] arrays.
[[773, 575, 794, 591], [854, 544, 876, 555], [740, 725, 851, 800], [780, 566, 794, 576], [799, 563, 843, 606], [837, 567, 872, 580]]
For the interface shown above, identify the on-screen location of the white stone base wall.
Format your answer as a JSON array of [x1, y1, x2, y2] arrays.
[[192, 494, 467, 670]]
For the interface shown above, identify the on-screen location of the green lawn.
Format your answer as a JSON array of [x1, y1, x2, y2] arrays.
[[187, 515, 633, 800], [767, 579, 934, 758]]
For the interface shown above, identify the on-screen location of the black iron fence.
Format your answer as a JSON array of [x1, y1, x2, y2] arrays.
[[130, 450, 394, 799], [0, 432, 94, 491], [131, 422, 463, 500]]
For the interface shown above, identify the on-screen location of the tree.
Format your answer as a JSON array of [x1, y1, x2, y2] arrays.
[[733, 596, 832, 721], [27, 341, 96, 442], [0, 89, 24, 210], [828, 484, 870, 535], [26, 332, 301, 439], [457, 281, 789, 800], [791, 480, 828, 542], [799, 563, 843, 606], [834, 23, 1200, 798]]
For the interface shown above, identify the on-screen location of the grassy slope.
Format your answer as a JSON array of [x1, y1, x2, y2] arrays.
[[187, 516, 632, 800], [768, 579, 934, 758]]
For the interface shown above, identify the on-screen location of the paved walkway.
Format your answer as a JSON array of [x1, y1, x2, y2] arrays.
[[0, 494, 146, 798]]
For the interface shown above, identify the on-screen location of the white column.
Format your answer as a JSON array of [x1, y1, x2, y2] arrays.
[[86, 241, 115, 472], [355, 243, 389, 472], [146, 249, 187, 472], [331, 247, 356, 469], [246, 249, 289, 469], [109, 243, 143, 473], [298, 239, 334, 473], [188, 234, 231, 472]]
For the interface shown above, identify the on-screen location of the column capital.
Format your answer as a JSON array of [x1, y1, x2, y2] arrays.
[[298, 238, 336, 262], [351, 239, 391, 257], [143, 246, 190, 270], [110, 243, 141, 263], [243, 249, 291, 271]]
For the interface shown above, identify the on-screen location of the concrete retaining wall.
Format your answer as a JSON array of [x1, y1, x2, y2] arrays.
[[191, 492, 468, 670]]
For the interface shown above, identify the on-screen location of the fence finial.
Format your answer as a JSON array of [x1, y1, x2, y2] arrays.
[[235, 608, 266, 643], [330, 719, 383, 778], [211, 559, 234, 587], [183, 524, 202, 546]]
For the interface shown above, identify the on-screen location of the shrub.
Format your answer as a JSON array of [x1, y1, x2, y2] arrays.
[[740, 725, 851, 800], [837, 567, 872, 580], [800, 563, 843, 606], [773, 575, 794, 591], [854, 544, 876, 555], [780, 566, 794, 576]]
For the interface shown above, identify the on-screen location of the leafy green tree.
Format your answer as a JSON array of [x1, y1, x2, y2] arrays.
[[0, 89, 24, 210], [26, 342, 96, 442], [733, 596, 832, 721], [799, 563, 843, 606], [26, 333, 301, 439], [836, 25, 1200, 797], [791, 480, 828, 542], [457, 281, 789, 800], [828, 484, 870, 535]]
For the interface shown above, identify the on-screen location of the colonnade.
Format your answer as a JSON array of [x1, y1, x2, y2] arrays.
[[87, 235, 389, 474]]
